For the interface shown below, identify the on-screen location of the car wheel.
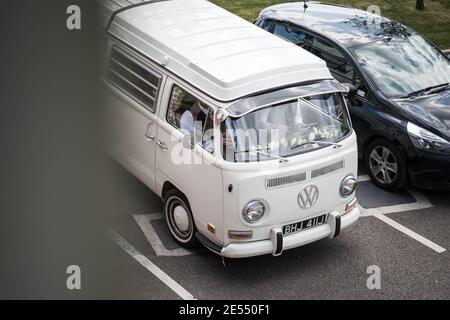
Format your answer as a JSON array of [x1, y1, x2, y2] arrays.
[[164, 189, 198, 248], [365, 138, 407, 191]]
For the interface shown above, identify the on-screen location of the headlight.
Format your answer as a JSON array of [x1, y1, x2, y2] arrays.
[[407, 122, 450, 154], [242, 200, 265, 223], [340, 175, 358, 197]]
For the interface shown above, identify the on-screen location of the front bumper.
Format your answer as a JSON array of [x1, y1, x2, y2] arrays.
[[218, 207, 360, 258]]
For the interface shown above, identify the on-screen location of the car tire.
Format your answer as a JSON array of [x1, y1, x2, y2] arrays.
[[164, 189, 199, 248], [365, 138, 408, 191]]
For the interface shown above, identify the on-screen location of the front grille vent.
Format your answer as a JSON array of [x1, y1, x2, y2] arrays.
[[266, 172, 307, 189]]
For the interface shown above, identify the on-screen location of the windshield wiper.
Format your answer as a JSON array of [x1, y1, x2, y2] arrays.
[[235, 148, 289, 163], [426, 83, 449, 94], [403, 83, 449, 98], [312, 140, 343, 148], [291, 138, 342, 150]]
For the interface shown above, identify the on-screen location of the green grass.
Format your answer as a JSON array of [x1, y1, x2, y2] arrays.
[[209, 0, 450, 49]]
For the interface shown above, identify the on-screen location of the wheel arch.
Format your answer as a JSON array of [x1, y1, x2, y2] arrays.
[[362, 134, 408, 161], [161, 180, 177, 201], [161, 180, 192, 211], [162, 181, 198, 247]]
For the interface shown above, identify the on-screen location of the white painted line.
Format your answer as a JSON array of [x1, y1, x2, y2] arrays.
[[133, 213, 198, 256], [359, 188, 434, 217], [374, 214, 446, 253], [108, 228, 196, 300], [355, 178, 442, 253]]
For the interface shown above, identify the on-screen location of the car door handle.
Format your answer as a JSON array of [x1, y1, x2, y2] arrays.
[[156, 140, 168, 150], [145, 133, 155, 141]]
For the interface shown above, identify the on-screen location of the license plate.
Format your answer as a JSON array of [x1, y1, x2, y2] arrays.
[[283, 214, 327, 235]]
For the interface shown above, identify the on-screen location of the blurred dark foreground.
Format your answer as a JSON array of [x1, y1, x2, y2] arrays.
[[0, 0, 140, 299]]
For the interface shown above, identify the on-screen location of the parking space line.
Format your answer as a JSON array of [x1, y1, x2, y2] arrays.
[[374, 214, 446, 253], [358, 184, 434, 217], [108, 228, 196, 300], [359, 188, 434, 217], [356, 176, 443, 253], [133, 213, 197, 256]]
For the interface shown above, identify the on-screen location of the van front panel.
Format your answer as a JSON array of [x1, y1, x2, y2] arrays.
[[221, 133, 358, 246]]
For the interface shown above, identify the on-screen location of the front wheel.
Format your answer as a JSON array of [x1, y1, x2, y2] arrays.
[[365, 138, 408, 191], [164, 189, 198, 248]]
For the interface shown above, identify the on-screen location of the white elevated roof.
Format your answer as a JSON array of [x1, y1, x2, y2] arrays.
[[104, 0, 332, 102]]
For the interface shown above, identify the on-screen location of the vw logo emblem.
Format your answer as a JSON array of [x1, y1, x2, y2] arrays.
[[298, 185, 319, 209]]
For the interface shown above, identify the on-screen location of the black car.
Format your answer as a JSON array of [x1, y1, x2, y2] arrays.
[[256, 2, 450, 191]]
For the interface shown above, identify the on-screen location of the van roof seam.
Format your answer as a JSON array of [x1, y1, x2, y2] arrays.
[[105, 0, 171, 31]]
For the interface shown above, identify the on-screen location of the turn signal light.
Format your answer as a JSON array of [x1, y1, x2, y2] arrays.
[[207, 223, 216, 234]]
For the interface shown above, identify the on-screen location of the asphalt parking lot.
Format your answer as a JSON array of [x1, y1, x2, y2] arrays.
[[106, 161, 450, 300]]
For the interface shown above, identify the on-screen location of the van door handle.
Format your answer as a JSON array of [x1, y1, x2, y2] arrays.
[[145, 133, 155, 141], [156, 140, 168, 150]]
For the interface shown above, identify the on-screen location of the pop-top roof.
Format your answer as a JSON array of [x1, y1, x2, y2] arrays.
[[100, 0, 333, 102]]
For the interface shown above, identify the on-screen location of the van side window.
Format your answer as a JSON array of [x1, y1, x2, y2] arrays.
[[311, 38, 355, 84], [107, 47, 161, 112], [273, 23, 313, 50], [167, 85, 214, 152]]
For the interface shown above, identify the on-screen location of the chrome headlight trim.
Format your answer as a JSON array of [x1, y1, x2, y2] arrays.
[[242, 200, 266, 223], [340, 175, 358, 197]]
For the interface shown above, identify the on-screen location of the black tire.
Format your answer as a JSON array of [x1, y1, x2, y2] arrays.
[[365, 138, 408, 191], [163, 189, 198, 248]]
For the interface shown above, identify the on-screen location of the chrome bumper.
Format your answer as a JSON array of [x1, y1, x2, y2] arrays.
[[219, 207, 360, 258]]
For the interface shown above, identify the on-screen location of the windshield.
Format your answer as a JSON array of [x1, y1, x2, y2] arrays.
[[221, 93, 352, 162], [350, 35, 450, 98]]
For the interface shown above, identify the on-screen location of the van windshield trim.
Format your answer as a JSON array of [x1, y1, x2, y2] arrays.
[[225, 80, 348, 118]]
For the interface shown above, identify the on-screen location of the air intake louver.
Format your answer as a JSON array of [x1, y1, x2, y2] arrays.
[[266, 172, 307, 189]]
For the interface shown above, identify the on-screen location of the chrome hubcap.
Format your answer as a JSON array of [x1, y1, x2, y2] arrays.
[[166, 196, 193, 242], [173, 205, 190, 232], [369, 146, 398, 185]]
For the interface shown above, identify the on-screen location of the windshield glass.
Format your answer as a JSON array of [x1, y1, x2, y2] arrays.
[[221, 93, 352, 162], [350, 35, 450, 98]]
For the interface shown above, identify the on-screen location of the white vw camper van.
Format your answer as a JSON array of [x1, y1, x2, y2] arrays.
[[99, 0, 360, 258]]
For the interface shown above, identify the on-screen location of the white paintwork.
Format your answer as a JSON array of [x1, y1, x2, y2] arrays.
[[104, 86, 159, 191], [155, 78, 225, 245], [221, 132, 359, 246], [100, 0, 360, 258], [106, 0, 332, 102]]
